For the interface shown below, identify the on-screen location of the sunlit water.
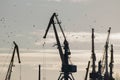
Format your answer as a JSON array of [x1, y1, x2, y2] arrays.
[[0, 50, 120, 80]]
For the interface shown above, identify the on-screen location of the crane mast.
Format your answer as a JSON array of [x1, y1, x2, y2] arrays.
[[104, 27, 111, 80], [90, 28, 98, 80], [5, 41, 21, 80], [43, 13, 77, 80], [91, 29, 96, 73], [109, 44, 114, 80]]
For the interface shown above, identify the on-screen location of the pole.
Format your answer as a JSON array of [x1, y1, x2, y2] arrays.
[[39, 65, 41, 80], [85, 61, 90, 80]]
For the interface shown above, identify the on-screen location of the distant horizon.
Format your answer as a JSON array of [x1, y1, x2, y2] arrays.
[[0, 51, 120, 80]]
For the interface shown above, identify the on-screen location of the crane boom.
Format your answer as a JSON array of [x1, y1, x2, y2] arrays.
[[103, 27, 111, 80], [43, 13, 56, 39], [13, 41, 21, 63], [101, 27, 111, 74], [43, 13, 65, 65], [105, 27, 111, 73], [5, 41, 21, 80]]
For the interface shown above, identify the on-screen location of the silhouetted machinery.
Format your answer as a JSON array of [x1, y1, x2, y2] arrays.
[[104, 27, 111, 80], [43, 13, 77, 80], [85, 61, 90, 80], [5, 41, 21, 80], [87, 27, 115, 80], [89, 28, 98, 80], [109, 44, 114, 80]]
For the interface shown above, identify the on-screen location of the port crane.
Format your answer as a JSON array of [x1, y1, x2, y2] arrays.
[[43, 13, 77, 80], [102, 27, 111, 80], [5, 41, 21, 80], [87, 27, 114, 80], [89, 28, 98, 80]]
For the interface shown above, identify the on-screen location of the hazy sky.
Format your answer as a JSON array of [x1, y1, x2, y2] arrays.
[[0, 51, 120, 80], [0, 0, 120, 51], [0, 0, 120, 80]]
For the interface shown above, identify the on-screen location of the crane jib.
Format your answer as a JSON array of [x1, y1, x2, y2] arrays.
[[43, 13, 77, 80], [5, 41, 21, 80]]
